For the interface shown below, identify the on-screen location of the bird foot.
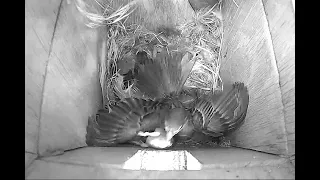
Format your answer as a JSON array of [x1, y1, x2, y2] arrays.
[[218, 136, 231, 147], [137, 131, 161, 137]]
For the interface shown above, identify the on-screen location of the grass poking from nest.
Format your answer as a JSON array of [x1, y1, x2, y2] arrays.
[[102, 24, 171, 109], [179, 1, 224, 93], [103, 25, 173, 108], [75, 0, 138, 28]]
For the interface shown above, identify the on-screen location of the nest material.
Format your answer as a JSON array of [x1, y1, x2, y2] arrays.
[[178, 3, 223, 92], [75, 0, 138, 28], [76, 0, 224, 109]]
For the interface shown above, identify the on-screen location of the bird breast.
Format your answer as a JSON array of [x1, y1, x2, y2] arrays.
[[146, 128, 173, 149]]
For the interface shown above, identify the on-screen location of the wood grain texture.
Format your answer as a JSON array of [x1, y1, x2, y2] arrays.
[[38, 0, 102, 156], [262, 0, 295, 156], [25, 0, 61, 154], [26, 157, 294, 179], [107, 0, 195, 31], [221, 0, 289, 155], [25, 152, 37, 170], [188, 0, 220, 11], [29, 147, 288, 169]]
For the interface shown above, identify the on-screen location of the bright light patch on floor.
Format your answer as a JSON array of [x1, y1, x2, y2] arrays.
[[122, 150, 202, 170]]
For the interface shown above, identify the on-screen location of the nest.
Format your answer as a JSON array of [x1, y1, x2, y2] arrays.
[[76, 0, 224, 110], [179, 4, 223, 92]]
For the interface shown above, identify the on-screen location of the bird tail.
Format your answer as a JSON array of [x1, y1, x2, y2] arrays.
[[193, 82, 249, 135], [86, 98, 158, 146], [133, 49, 196, 99]]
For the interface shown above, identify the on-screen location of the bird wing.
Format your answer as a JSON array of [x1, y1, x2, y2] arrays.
[[192, 82, 249, 136], [133, 48, 195, 100], [86, 98, 161, 146]]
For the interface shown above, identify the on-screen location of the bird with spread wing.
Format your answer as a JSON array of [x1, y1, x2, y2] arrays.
[[86, 42, 249, 149], [86, 45, 197, 149]]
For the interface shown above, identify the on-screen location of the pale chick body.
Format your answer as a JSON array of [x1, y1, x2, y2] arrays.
[[146, 128, 173, 149]]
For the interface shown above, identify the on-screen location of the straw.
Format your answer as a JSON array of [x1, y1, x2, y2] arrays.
[[178, 1, 224, 93], [75, 0, 138, 28]]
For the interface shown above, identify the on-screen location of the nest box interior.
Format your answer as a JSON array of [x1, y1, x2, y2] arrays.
[[25, 0, 295, 178]]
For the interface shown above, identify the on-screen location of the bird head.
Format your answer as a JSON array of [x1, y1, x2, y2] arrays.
[[141, 107, 193, 149], [164, 107, 192, 141], [164, 123, 184, 141]]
